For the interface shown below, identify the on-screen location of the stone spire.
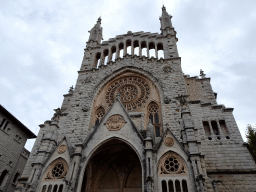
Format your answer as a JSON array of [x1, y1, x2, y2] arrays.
[[159, 6, 173, 36], [87, 17, 103, 47]]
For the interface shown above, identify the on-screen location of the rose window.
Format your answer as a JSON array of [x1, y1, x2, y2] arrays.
[[105, 76, 150, 111], [160, 153, 185, 174], [164, 157, 180, 173], [118, 85, 138, 103], [51, 163, 65, 178]]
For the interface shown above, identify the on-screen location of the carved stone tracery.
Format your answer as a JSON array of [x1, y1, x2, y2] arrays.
[[159, 152, 186, 174], [105, 76, 150, 111]]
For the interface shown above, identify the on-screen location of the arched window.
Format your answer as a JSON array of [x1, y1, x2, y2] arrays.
[[141, 41, 147, 56], [148, 102, 161, 137], [58, 184, 64, 192], [126, 39, 132, 55], [0, 170, 8, 187], [119, 43, 124, 58], [111, 46, 116, 61], [41, 185, 47, 192], [159, 152, 189, 192], [53, 184, 58, 192], [47, 185, 52, 192], [103, 49, 109, 65], [161, 180, 167, 192], [157, 43, 164, 59], [94, 52, 101, 68], [133, 40, 139, 55], [95, 107, 105, 126], [12, 172, 20, 183], [148, 42, 156, 58]]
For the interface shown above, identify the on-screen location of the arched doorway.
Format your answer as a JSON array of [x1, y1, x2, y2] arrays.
[[81, 139, 142, 192]]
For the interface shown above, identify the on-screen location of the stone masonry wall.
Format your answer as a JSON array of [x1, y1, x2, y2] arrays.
[[189, 104, 256, 171], [208, 173, 256, 192]]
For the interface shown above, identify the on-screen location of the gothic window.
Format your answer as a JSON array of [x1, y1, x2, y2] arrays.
[[141, 41, 147, 56], [119, 42, 124, 58], [133, 40, 139, 55], [111, 46, 116, 61], [157, 43, 164, 58], [126, 39, 132, 54], [94, 52, 101, 68], [12, 172, 20, 184], [103, 49, 109, 65], [159, 152, 189, 192], [148, 102, 161, 137], [95, 107, 105, 126], [42, 185, 47, 192], [40, 159, 68, 192], [0, 170, 8, 187], [148, 42, 156, 58], [105, 76, 150, 111]]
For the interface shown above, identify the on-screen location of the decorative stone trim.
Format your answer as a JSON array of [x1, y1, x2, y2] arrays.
[[105, 114, 126, 131], [57, 145, 67, 154]]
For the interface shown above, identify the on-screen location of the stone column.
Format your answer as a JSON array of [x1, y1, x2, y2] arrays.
[[147, 42, 149, 57], [139, 42, 142, 57], [124, 41, 127, 55], [116, 44, 119, 59], [208, 120, 214, 135], [71, 144, 83, 192], [131, 42, 134, 56], [216, 120, 223, 135], [145, 137, 153, 192], [108, 49, 112, 62], [155, 44, 158, 58]]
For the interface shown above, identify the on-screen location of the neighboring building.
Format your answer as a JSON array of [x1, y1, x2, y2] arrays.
[[17, 6, 256, 192], [0, 105, 36, 192]]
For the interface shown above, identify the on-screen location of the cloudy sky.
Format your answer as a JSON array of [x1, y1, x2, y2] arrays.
[[1, 0, 256, 151]]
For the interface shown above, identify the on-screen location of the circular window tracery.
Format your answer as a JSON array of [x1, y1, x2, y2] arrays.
[[51, 163, 65, 178], [105, 76, 150, 111], [46, 159, 68, 180], [159, 153, 186, 174]]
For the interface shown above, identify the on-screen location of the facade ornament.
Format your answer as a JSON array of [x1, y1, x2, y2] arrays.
[[68, 85, 74, 94], [51, 108, 64, 121], [176, 94, 189, 107], [82, 104, 90, 112], [163, 66, 172, 73], [87, 17, 103, 46], [164, 135, 174, 147], [57, 145, 67, 154], [82, 76, 92, 84], [200, 69, 206, 78], [105, 115, 126, 131], [164, 95, 171, 104]]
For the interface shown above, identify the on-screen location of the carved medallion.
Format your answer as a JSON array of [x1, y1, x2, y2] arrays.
[[105, 76, 150, 111], [105, 115, 126, 131], [163, 66, 172, 73], [164, 136, 174, 147], [57, 145, 67, 154]]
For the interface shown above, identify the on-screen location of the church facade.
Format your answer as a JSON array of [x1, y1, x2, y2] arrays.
[[17, 6, 256, 192]]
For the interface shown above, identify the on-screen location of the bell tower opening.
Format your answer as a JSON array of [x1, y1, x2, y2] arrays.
[[81, 139, 142, 192]]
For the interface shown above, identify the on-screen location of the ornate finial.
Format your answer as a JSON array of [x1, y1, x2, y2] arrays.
[[51, 108, 63, 121], [68, 85, 74, 94], [164, 123, 169, 131], [97, 17, 101, 23], [200, 69, 206, 78]]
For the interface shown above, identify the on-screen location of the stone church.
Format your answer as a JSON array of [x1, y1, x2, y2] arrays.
[[17, 6, 256, 192]]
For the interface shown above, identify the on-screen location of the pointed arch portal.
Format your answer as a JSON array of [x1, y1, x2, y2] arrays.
[[81, 139, 142, 192]]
